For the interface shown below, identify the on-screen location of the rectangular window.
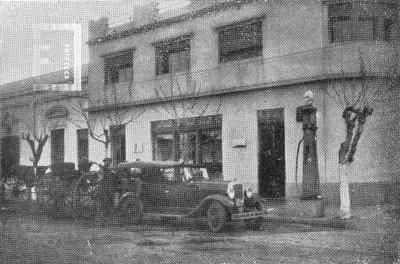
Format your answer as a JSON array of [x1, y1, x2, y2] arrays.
[[357, 17, 378, 41], [384, 19, 395, 41], [152, 115, 222, 178], [51, 129, 64, 164], [104, 52, 133, 84], [328, 2, 398, 43], [77, 129, 88, 165], [155, 37, 191, 75], [330, 17, 352, 43], [218, 19, 263, 63], [328, 3, 352, 43], [154, 134, 175, 161], [110, 125, 126, 166]]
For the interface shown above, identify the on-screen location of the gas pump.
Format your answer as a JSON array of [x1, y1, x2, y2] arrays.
[[296, 91, 321, 199]]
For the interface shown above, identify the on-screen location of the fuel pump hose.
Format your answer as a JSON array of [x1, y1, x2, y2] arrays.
[[295, 136, 304, 196]]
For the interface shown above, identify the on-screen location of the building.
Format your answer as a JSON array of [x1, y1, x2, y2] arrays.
[[86, 0, 400, 205], [2, 0, 399, 206], [0, 66, 89, 179]]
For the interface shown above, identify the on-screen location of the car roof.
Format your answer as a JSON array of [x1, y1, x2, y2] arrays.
[[116, 160, 206, 170]]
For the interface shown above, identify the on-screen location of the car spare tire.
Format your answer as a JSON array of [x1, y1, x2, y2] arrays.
[[206, 201, 227, 232]]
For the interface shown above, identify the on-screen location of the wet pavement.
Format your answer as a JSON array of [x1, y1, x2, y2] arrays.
[[1, 206, 400, 264]]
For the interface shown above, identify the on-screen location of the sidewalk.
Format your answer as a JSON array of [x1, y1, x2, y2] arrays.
[[261, 198, 400, 231], [3, 199, 400, 233]]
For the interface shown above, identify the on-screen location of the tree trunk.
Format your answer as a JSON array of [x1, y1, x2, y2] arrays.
[[339, 164, 351, 218], [104, 143, 109, 159]]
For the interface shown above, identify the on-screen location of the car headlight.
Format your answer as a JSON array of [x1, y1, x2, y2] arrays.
[[227, 181, 235, 199], [246, 187, 254, 198], [90, 164, 100, 172]]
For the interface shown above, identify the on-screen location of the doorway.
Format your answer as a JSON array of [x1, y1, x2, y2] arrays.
[[1, 136, 20, 179], [51, 129, 65, 164], [110, 125, 126, 166], [258, 108, 285, 198]]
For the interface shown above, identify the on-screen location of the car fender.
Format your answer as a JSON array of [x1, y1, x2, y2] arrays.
[[186, 195, 235, 218], [244, 192, 262, 211], [115, 192, 137, 211]]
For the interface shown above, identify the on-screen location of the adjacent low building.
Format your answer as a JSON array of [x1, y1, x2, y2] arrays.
[[0, 67, 88, 178]]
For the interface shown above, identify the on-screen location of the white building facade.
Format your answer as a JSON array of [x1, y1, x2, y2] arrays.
[[3, 0, 398, 205]]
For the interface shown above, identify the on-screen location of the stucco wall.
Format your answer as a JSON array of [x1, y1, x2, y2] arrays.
[[86, 78, 400, 204], [1, 95, 86, 169]]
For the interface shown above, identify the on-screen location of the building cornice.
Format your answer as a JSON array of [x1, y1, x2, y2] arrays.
[[0, 90, 86, 104], [87, 72, 381, 113], [100, 48, 136, 58], [151, 33, 194, 47], [88, 0, 261, 46], [214, 15, 265, 31]]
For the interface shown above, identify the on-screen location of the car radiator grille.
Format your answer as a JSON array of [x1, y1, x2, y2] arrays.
[[233, 184, 243, 199]]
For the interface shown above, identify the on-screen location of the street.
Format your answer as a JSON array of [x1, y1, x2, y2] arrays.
[[1, 208, 399, 264]]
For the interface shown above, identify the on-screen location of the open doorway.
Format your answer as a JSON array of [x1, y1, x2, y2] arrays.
[[1, 136, 20, 179], [258, 108, 285, 198]]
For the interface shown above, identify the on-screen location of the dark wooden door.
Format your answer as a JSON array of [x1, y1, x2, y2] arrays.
[[1, 136, 20, 179], [110, 125, 126, 166], [258, 109, 285, 198], [51, 129, 64, 164]]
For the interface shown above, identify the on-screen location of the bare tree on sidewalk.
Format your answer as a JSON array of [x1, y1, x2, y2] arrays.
[[324, 48, 400, 218], [19, 103, 52, 198], [153, 71, 223, 163], [68, 81, 144, 161]]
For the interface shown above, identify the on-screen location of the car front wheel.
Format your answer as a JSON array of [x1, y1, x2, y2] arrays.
[[120, 197, 143, 226], [207, 201, 227, 232]]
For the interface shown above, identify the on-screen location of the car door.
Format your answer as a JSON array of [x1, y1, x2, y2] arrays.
[[140, 167, 170, 213], [166, 167, 200, 214]]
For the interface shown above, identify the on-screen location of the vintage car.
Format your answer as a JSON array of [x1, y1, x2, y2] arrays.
[[36, 162, 84, 218], [110, 160, 266, 232]]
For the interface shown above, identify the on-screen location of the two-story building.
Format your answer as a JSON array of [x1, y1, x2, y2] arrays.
[[86, 0, 400, 205]]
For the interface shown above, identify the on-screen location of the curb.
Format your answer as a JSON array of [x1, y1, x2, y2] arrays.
[[263, 214, 351, 229]]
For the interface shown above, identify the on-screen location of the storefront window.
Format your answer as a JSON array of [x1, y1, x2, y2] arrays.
[[154, 134, 174, 161], [152, 115, 222, 178]]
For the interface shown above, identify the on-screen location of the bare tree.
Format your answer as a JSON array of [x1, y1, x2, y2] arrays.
[[68, 81, 144, 161], [19, 103, 52, 196], [153, 71, 223, 162], [324, 48, 400, 218]]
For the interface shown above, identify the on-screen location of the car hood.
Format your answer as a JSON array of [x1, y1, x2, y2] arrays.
[[192, 180, 243, 197], [192, 180, 230, 190]]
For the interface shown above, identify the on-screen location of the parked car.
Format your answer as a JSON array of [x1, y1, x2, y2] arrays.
[[37, 162, 81, 218], [108, 160, 266, 232]]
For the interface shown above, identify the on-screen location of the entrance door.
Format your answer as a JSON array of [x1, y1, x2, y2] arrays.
[[51, 129, 64, 164], [1, 136, 20, 179], [258, 108, 285, 198], [110, 125, 126, 166]]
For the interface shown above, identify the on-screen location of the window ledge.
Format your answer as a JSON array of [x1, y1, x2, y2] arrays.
[[155, 70, 192, 79], [329, 40, 396, 46], [218, 55, 263, 67]]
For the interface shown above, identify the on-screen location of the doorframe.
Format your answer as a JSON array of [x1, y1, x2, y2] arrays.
[[257, 108, 286, 198]]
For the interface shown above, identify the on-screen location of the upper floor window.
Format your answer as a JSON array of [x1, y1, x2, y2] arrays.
[[328, 2, 398, 43], [218, 18, 263, 63], [104, 52, 133, 84], [155, 36, 191, 75]]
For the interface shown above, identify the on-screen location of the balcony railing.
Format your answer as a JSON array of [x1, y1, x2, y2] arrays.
[[92, 42, 398, 109]]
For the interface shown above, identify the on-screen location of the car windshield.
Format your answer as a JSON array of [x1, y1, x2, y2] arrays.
[[183, 167, 209, 182]]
